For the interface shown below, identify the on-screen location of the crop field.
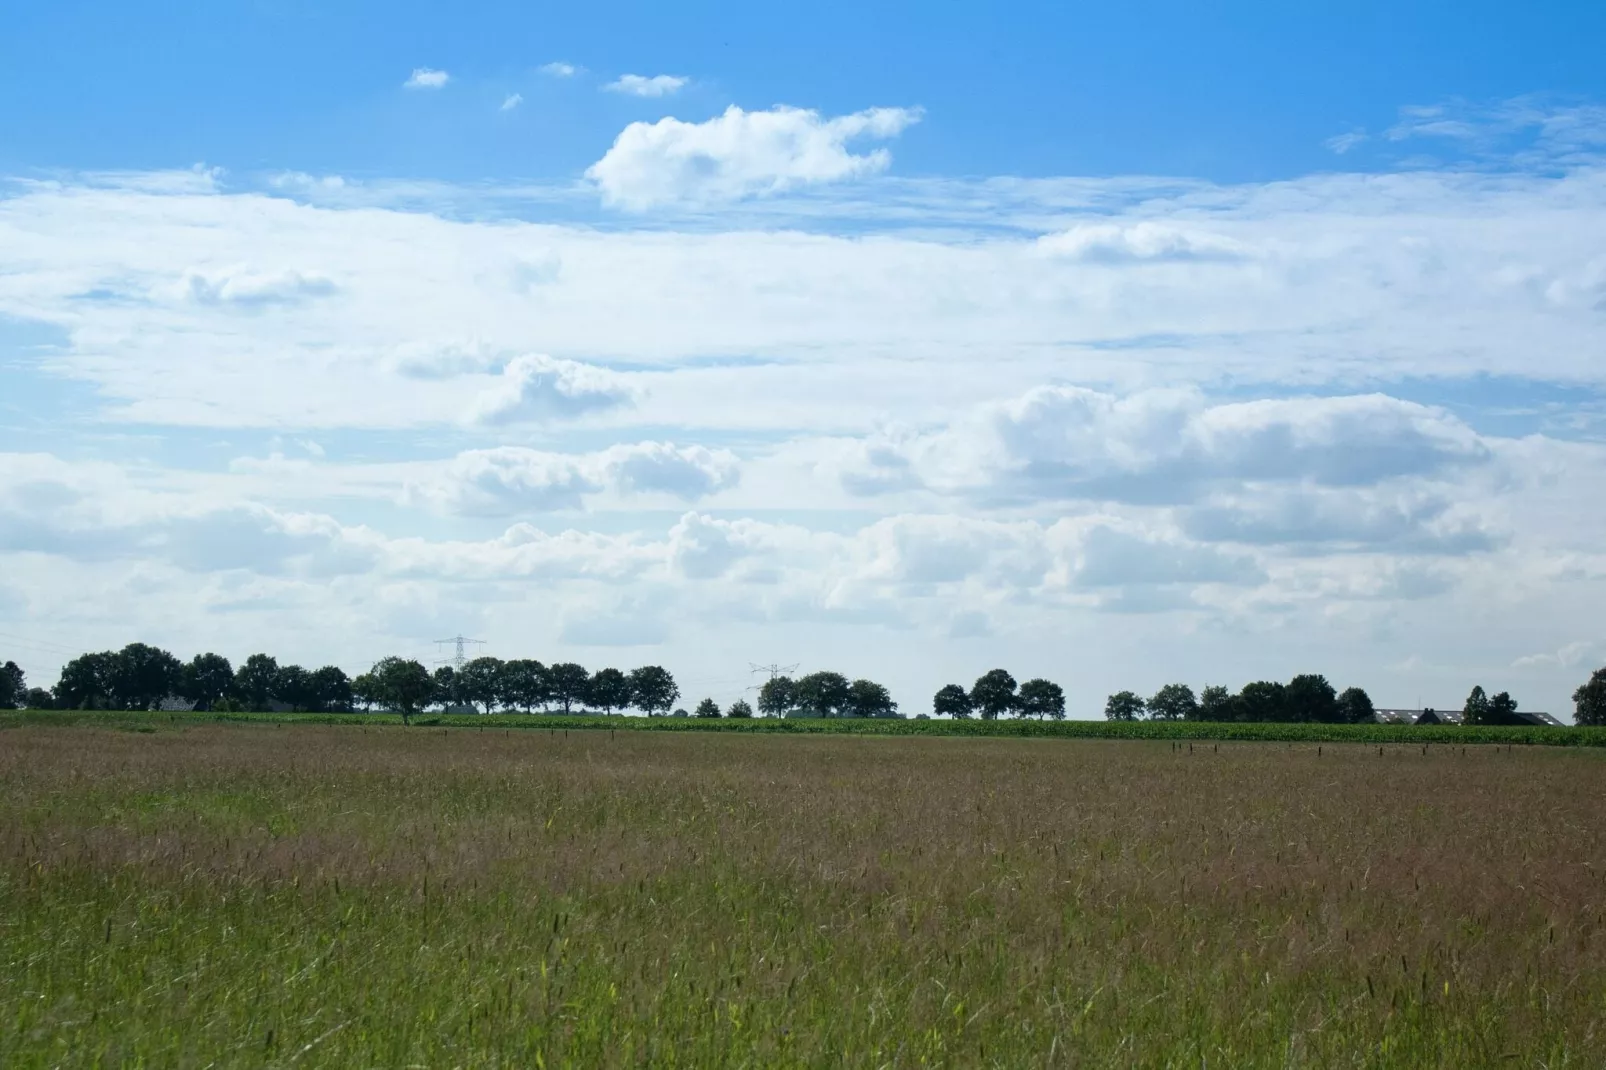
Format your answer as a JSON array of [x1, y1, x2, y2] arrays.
[[3, 726, 1605, 1067]]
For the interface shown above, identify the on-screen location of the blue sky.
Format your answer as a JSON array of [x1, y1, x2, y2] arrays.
[[7, 1, 1606, 182], [2, 2, 1606, 718]]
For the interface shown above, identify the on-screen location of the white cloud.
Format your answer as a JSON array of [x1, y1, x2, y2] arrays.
[[465, 354, 636, 425], [1036, 222, 1249, 263], [405, 68, 449, 90], [1325, 131, 1368, 155], [406, 442, 739, 516], [540, 62, 578, 78], [501, 93, 523, 112], [604, 74, 688, 98], [834, 387, 1490, 506], [173, 266, 337, 307], [586, 104, 922, 208]]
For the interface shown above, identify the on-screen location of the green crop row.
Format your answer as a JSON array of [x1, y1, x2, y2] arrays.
[[5, 707, 1603, 746]]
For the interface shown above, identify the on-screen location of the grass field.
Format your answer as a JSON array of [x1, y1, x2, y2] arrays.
[[3, 725, 1605, 1066]]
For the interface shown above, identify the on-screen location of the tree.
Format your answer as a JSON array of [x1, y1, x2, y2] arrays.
[[1337, 686, 1375, 724], [629, 665, 679, 717], [457, 657, 506, 715], [310, 666, 352, 712], [1575, 668, 1606, 726], [1463, 685, 1492, 726], [933, 683, 973, 719], [1488, 691, 1519, 724], [351, 672, 380, 711], [432, 666, 461, 710], [1197, 685, 1233, 721], [1018, 678, 1066, 720], [105, 643, 182, 710], [547, 662, 590, 714], [1237, 681, 1288, 723], [180, 653, 234, 710], [55, 651, 116, 709], [1285, 674, 1339, 723], [370, 657, 435, 725], [1147, 683, 1197, 721], [794, 671, 851, 717], [727, 698, 754, 719], [970, 669, 1018, 721], [1104, 691, 1145, 721], [0, 661, 22, 709], [587, 667, 633, 715], [694, 697, 721, 718], [756, 676, 795, 718], [22, 687, 53, 710], [500, 659, 549, 712], [275, 664, 312, 711], [847, 678, 898, 718], [236, 654, 280, 711]]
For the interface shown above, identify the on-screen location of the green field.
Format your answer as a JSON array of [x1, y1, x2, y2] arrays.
[[4, 723, 1605, 1066], [5, 706, 1603, 746]]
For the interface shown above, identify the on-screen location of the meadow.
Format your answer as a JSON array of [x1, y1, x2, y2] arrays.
[[3, 724, 1605, 1067]]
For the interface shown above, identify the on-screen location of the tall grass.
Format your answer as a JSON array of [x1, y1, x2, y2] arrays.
[[3, 725, 1604, 1065]]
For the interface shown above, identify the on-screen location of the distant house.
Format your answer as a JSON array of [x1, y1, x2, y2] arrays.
[[1373, 707, 1563, 727], [1413, 708, 1463, 726], [1507, 710, 1564, 727], [156, 695, 197, 712]]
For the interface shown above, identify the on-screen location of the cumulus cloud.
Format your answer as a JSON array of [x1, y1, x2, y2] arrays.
[[405, 68, 449, 89], [175, 266, 337, 307], [465, 354, 635, 425], [586, 104, 922, 209], [540, 62, 578, 78], [604, 74, 688, 98], [407, 442, 739, 517], [836, 387, 1490, 505], [1036, 222, 1250, 263], [501, 93, 523, 111], [1181, 486, 1501, 554]]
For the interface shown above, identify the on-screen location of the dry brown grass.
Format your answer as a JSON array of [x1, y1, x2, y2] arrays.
[[3, 725, 1604, 1066]]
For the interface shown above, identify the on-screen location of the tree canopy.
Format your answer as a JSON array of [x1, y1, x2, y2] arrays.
[[1018, 678, 1066, 720], [1576, 668, 1606, 727], [970, 669, 1018, 720], [932, 683, 972, 719], [1147, 683, 1197, 722], [1104, 690, 1145, 721]]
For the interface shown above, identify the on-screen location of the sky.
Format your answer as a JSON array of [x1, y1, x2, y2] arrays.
[[2, 1, 1606, 718]]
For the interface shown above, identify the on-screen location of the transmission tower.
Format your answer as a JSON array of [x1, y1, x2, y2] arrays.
[[434, 635, 486, 671], [749, 662, 799, 687]]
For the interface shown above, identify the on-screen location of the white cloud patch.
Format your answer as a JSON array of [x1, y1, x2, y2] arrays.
[[405, 68, 450, 90], [1036, 222, 1250, 263], [407, 442, 739, 517], [540, 62, 578, 78], [465, 354, 635, 425], [834, 387, 1490, 506], [586, 104, 922, 209], [175, 266, 337, 307], [604, 74, 688, 98], [501, 93, 523, 112]]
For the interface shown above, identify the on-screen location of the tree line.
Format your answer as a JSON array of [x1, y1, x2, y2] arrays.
[[929, 670, 1067, 719], [1101, 676, 1376, 723], [5, 647, 1606, 726], [0, 645, 902, 727]]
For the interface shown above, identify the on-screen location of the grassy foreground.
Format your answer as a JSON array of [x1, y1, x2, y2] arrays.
[[3, 726, 1605, 1067]]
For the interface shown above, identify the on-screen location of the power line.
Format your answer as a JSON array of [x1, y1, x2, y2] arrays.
[[433, 635, 485, 671], [750, 662, 799, 681]]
